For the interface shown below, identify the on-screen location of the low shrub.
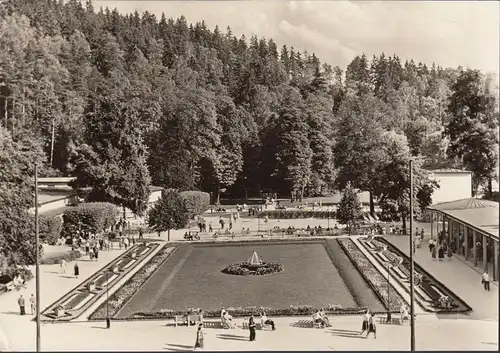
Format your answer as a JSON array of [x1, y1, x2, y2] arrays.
[[41, 250, 82, 265], [257, 210, 336, 219], [89, 246, 176, 320], [338, 238, 405, 312], [222, 262, 284, 276], [130, 305, 369, 320], [39, 216, 63, 245], [62, 202, 118, 238], [179, 191, 210, 218]]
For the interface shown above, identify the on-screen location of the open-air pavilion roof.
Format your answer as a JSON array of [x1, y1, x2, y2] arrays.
[[427, 198, 499, 240]]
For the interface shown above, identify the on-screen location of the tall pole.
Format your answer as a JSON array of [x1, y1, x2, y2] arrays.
[[34, 163, 41, 352], [386, 265, 391, 321], [409, 159, 416, 351], [106, 271, 110, 329]]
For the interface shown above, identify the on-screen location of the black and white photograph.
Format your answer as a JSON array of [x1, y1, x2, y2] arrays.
[[0, 0, 498, 351]]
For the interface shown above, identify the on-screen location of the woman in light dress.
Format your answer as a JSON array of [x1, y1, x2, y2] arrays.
[[194, 323, 204, 350]]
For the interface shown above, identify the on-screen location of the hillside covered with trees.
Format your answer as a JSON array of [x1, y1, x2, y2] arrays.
[[0, 0, 498, 224]]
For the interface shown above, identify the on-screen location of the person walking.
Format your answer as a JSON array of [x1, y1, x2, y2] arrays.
[[209, 222, 213, 232], [366, 313, 376, 339], [431, 244, 437, 261], [428, 238, 435, 254], [74, 262, 80, 279], [447, 246, 453, 260], [29, 294, 36, 315], [482, 270, 491, 291], [193, 323, 204, 350], [60, 258, 67, 274], [18, 295, 25, 315], [360, 309, 370, 335], [248, 315, 256, 341], [139, 228, 143, 240]]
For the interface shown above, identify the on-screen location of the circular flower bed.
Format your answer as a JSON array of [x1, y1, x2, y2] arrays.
[[222, 261, 284, 276]]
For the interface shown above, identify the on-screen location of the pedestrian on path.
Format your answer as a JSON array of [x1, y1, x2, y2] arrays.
[[429, 238, 436, 254], [431, 245, 437, 260], [360, 309, 370, 335], [447, 246, 453, 260], [248, 315, 256, 341], [30, 294, 36, 315], [18, 295, 25, 315], [60, 258, 67, 274], [366, 314, 376, 339], [482, 271, 491, 291], [74, 262, 80, 279], [193, 323, 204, 350]]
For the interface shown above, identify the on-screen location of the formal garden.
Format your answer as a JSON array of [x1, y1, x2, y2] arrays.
[[80, 237, 413, 323]]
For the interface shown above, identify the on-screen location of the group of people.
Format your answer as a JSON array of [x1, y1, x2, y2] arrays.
[[312, 309, 331, 328], [17, 293, 36, 316], [428, 238, 453, 261]]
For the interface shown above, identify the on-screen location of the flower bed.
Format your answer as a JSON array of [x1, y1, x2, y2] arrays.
[[41, 242, 159, 321], [127, 304, 371, 320], [257, 210, 336, 219], [337, 238, 405, 312], [375, 237, 472, 313], [89, 246, 177, 320], [222, 262, 284, 276]]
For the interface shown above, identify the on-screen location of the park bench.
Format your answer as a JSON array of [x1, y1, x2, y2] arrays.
[[379, 317, 401, 325], [174, 313, 203, 327], [241, 321, 272, 330]]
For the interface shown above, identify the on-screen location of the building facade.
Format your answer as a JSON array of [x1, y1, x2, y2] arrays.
[[427, 198, 499, 281], [427, 168, 473, 205]]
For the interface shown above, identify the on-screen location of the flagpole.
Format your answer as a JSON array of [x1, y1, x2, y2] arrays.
[[35, 163, 41, 352], [409, 159, 415, 351]]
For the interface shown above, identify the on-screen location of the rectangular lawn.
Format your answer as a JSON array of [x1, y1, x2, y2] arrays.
[[117, 241, 360, 317]]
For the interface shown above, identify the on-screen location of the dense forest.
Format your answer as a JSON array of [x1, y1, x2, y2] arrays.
[[0, 0, 498, 229]]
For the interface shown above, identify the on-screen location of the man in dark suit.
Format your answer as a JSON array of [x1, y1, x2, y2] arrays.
[[249, 315, 256, 341]]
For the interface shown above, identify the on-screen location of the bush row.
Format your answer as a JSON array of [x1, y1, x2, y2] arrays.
[[130, 305, 372, 320], [179, 191, 210, 219], [257, 210, 336, 219], [39, 215, 63, 245], [89, 246, 176, 320], [62, 202, 118, 237], [337, 238, 405, 312], [40, 250, 82, 265]]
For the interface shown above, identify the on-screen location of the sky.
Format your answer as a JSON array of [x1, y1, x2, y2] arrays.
[[94, 0, 500, 75]]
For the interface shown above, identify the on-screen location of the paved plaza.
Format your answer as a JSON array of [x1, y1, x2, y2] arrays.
[[0, 217, 498, 351]]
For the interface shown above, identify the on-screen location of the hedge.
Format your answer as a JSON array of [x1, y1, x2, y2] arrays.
[[40, 250, 82, 265], [257, 210, 336, 219], [62, 202, 118, 237], [130, 305, 369, 320], [179, 191, 210, 218], [39, 215, 63, 245], [337, 238, 405, 312]]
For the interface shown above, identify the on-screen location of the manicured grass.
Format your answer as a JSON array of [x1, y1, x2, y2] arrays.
[[116, 240, 384, 319]]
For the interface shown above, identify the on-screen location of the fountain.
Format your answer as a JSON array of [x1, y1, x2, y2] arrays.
[[222, 251, 283, 276], [247, 251, 264, 269]]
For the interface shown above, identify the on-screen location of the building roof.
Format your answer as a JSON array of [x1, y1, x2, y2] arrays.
[[428, 168, 472, 174], [428, 198, 499, 239], [38, 190, 75, 205]]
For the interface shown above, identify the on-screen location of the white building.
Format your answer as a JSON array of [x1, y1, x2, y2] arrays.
[[427, 168, 473, 205], [31, 177, 163, 219]]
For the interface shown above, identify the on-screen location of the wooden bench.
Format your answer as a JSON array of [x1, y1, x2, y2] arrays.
[[174, 314, 203, 327], [379, 317, 401, 325], [241, 321, 272, 330]]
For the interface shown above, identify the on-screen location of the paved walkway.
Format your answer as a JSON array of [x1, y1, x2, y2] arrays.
[[385, 235, 499, 321], [3, 315, 498, 351]]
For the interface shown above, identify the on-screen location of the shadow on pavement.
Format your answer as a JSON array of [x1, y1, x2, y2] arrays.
[[290, 320, 314, 328], [1, 311, 22, 315], [164, 343, 193, 351], [90, 326, 108, 330], [216, 333, 248, 341], [330, 328, 364, 339]]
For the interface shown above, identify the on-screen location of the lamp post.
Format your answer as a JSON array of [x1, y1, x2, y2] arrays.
[[409, 159, 416, 351], [34, 163, 41, 352], [106, 271, 110, 328]]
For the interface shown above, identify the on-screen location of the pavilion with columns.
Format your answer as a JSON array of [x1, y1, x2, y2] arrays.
[[427, 198, 499, 281]]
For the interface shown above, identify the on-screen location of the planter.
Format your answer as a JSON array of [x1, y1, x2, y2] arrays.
[[87, 283, 96, 292], [54, 307, 65, 317]]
